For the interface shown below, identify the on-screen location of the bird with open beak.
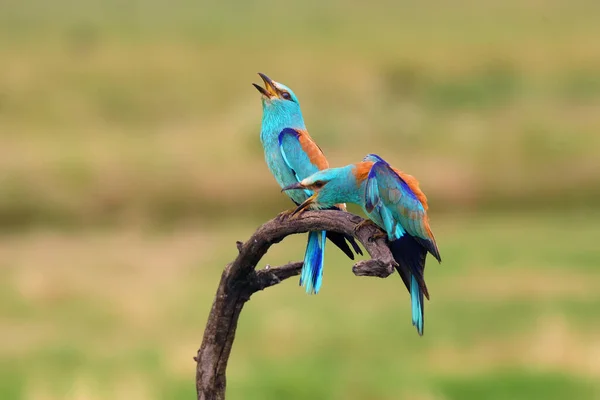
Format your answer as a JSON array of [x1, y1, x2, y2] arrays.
[[253, 73, 362, 295]]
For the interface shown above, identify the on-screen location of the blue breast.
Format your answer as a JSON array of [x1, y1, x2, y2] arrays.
[[261, 129, 310, 205]]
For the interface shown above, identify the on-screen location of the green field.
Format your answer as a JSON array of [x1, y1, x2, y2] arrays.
[[1, 0, 599, 399], [2, 214, 600, 399]]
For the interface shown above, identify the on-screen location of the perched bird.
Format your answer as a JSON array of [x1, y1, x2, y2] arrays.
[[282, 154, 441, 335], [253, 73, 362, 295]]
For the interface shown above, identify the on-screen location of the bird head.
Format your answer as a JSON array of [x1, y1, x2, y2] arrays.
[[281, 167, 351, 215], [253, 73, 304, 127]]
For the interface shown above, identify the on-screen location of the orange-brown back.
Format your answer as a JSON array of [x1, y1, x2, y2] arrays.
[[296, 129, 329, 170]]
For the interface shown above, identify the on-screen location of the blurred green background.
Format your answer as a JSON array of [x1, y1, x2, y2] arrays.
[[1, 0, 599, 399]]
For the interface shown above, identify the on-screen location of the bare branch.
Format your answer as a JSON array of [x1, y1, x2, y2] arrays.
[[352, 259, 395, 278], [235, 241, 244, 253], [195, 210, 396, 400], [250, 261, 304, 291]]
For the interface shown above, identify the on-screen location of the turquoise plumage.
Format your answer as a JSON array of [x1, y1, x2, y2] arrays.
[[282, 154, 441, 335], [253, 73, 362, 294]]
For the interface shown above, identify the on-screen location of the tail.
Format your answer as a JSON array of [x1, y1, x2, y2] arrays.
[[411, 275, 424, 335], [300, 230, 326, 294], [324, 205, 363, 260], [389, 236, 429, 336]]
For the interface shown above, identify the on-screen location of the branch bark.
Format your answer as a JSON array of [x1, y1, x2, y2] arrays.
[[195, 210, 397, 400]]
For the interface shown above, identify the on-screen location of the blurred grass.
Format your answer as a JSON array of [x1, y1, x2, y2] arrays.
[[1, 0, 600, 229], [2, 213, 600, 399]]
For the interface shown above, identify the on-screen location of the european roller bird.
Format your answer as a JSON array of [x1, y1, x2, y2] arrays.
[[282, 154, 441, 335], [253, 73, 362, 295]]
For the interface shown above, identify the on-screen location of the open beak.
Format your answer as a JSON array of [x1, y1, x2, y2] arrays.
[[292, 193, 317, 216], [253, 72, 278, 98], [281, 182, 306, 192]]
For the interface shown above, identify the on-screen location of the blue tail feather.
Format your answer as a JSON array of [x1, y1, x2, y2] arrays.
[[388, 235, 429, 335], [411, 275, 424, 336], [300, 231, 326, 294]]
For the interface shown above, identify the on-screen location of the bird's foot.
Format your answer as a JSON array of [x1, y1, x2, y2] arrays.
[[276, 208, 296, 222], [369, 230, 388, 243], [288, 208, 307, 220], [353, 219, 379, 235]]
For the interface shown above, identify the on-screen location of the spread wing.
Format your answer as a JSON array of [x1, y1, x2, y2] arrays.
[[365, 161, 440, 262]]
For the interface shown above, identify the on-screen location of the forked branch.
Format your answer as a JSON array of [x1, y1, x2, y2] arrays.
[[195, 210, 397, 400]]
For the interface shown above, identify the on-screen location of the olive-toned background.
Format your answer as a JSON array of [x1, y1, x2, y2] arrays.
[[1, 1, 599, 399]]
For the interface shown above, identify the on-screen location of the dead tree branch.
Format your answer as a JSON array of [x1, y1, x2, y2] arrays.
[[195, 210, 397, 400]]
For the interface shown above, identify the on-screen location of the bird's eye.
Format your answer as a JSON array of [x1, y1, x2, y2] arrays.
[[281, 92, 291, 100], [313, 181, 325, 189]]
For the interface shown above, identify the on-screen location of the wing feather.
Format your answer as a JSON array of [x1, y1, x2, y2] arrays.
[[279, 128, 362, 259], [365, 160, 440, 261], [279, 128, 328, 180]]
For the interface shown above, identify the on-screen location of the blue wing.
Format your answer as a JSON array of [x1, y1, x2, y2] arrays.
[[278, 128, 327, 180], [363, 153, 386, 164], [365, 161, 440, 261]]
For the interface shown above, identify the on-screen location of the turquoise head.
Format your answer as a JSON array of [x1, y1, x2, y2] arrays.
[[253, 73, 306, 132], [282, 165, 366, 213]]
